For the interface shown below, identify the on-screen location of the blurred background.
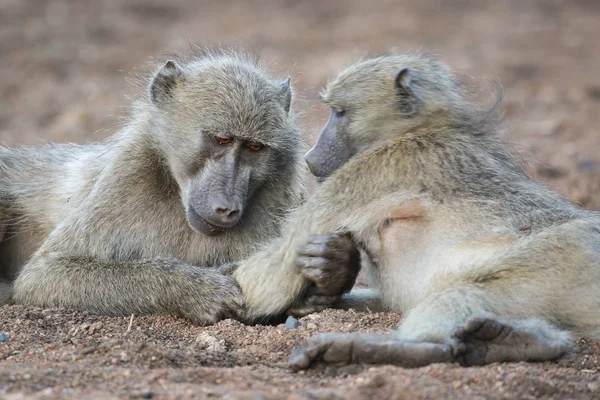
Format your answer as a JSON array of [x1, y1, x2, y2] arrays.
[[1, 0, 599, 208]]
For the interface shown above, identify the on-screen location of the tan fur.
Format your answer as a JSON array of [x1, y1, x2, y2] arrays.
[[0, 48, 308, 324], [236, 54, 600, 366]]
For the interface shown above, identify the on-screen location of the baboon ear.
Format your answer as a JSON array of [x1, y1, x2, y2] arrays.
[[150, 60, 185, 107], [395, 68, 420, 117], [278, 77, 292, 115]]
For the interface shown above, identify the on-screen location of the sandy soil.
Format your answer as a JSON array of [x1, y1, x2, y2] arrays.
[[1, 0, 600, 398]]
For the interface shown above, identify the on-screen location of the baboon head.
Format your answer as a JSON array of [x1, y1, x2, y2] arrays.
[[148, 50, 298, 236], [306, 54, 463, 178]]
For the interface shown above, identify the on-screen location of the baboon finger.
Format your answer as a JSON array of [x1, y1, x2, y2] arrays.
[[297, 267, 327, 285], [304, 294, 341, 306], [296, 243, 334, 258], [295, 256, 329, 272], [305, 233, 354, 249], [287, 303, 327, 318], [290, 334, 335, 371], [464, 318, 507, 341]]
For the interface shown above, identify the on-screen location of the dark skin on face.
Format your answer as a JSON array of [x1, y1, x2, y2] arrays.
[[304, 106, 355, 180], [187, 134, 266, 236]]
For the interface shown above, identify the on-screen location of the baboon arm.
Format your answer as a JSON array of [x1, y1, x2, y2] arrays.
[[233, 187, 422, 322], [12, 250, 245, 325]]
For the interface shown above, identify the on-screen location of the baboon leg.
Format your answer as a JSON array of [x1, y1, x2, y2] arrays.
[[453, 317, 571, 366], [291, 284, 572, 370], [290, 333, 453, 370]]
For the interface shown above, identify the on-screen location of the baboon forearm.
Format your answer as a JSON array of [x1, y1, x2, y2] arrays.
[[13, 252, 244, 325], [233, 189, 396, 321], [233, 224, 309, 321]]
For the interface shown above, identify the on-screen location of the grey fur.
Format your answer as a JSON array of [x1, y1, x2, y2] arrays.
[[1, 48, 309, 324], [226, 53, 600, 366]]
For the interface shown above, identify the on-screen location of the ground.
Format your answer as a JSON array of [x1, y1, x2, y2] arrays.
[[1, 0, 600, 398]]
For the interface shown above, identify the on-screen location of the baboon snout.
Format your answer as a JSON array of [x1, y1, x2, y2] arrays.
[[304, 149, 323, 177], [186, 194, 244, 236], [212, 195, 242, 225]]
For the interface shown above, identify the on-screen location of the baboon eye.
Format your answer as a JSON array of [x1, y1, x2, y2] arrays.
[[333, 107, 346, 118], [247, 143, 264, 151], [215, 136, 233, 145]]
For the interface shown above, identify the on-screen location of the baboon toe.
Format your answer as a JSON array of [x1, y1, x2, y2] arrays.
[[455, 318, 570, 366]]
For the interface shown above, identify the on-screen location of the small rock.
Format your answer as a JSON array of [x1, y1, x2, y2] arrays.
[[89, 322, 103, 335], [0, 332, 9, 343], [285, 316, 301, 329], [578, 160, 599, 172], [80, 345, 97, 355], [141, 390, 154, 399], [195, 332, 226, 352], [586, 85, 600, 101], [368, 374, 387, 388], [536, 164, 565, 179]]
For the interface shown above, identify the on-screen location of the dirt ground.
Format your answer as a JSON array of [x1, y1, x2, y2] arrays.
[[1, 0, 600, 398]]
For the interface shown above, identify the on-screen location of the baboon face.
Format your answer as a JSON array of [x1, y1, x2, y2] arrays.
[[149, 58, 295, 236], [305, 55, 465, 179], [306, 65, 422, 179]]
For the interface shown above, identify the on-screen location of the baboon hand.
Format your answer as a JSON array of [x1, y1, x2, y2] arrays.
[[287, 286, 341, 318], [290, 333, 453, 370], [179, 272, 247, 325], [289, 232, 361, 317], [296, 232, 360, 296]]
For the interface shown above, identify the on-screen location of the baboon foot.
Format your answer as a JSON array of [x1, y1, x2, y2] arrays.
[[453, 317, 571, 366], [289, 333, 453, 370]]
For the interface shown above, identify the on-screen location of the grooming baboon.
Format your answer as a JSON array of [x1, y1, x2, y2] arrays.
[[229, 53, 600, 367], [0, 48, 358, 324]]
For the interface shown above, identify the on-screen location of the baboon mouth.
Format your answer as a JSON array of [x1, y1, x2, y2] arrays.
[[187, 207, 233, 237]]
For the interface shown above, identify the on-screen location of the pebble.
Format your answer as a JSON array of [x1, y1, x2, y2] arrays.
[[285, 316, 301, 329], [195, 332, 226, 352], [0, 332, 9, 343], [80, 345, 97, 355], [141, 390, 154, 399], [577, 160, 599, 172]]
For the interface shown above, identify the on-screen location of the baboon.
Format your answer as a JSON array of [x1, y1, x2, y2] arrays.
[[0, 48, 358, 324], [229, 53, 600, 367]]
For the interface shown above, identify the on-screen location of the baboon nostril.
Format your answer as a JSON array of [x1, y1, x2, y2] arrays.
[[216, 207, 240, 218]]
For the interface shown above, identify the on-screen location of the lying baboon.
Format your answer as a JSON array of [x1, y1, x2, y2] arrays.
[[1, 48, 358, 324], [230, 53, 600, 367]]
